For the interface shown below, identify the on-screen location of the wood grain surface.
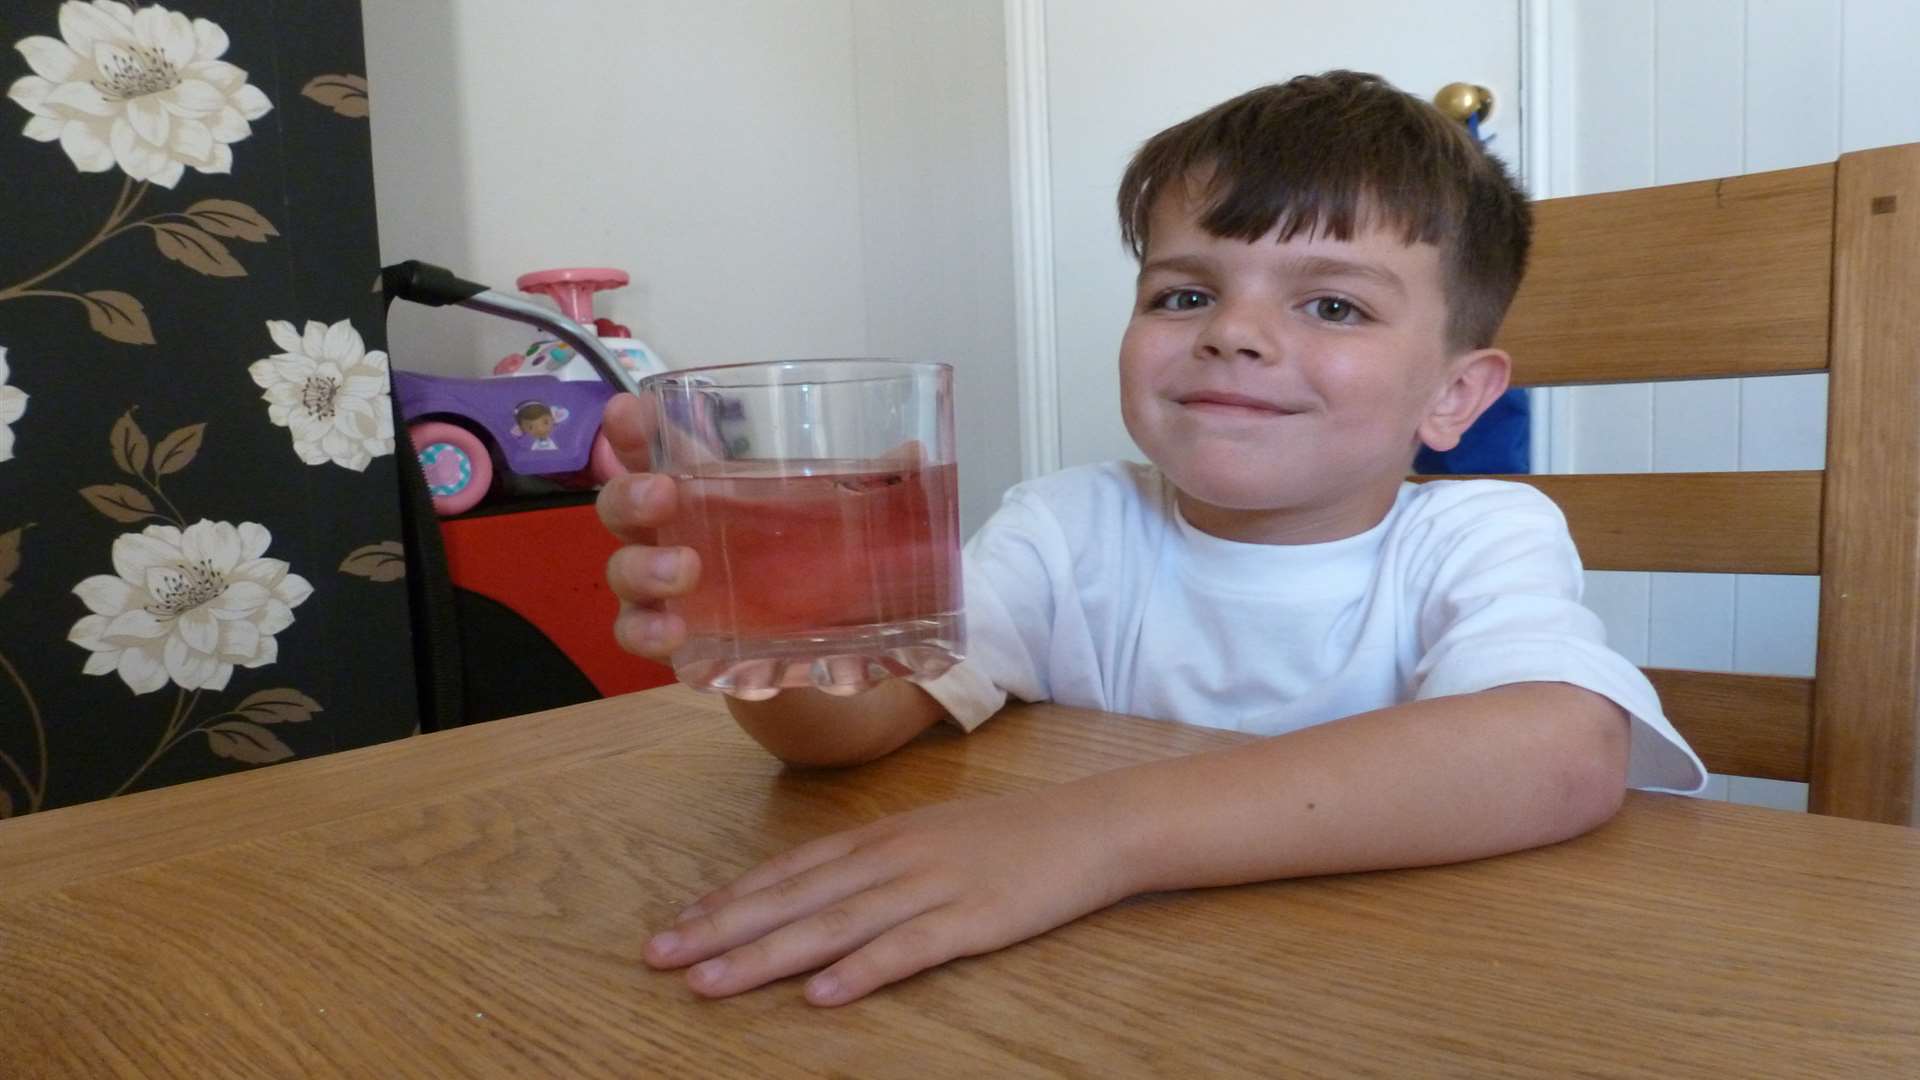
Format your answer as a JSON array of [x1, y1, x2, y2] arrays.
[[1813, 143, 1920, 825], [1496, 161, 1835, 387], [1415, 471, 1824, 575], [3, 685, 1918, 1078]]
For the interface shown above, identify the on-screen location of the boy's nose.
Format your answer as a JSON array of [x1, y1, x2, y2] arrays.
[[1193, 303, 1276, 363]]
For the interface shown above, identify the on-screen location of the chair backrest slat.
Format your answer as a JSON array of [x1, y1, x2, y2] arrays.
[[1423, 472, 1822, 574], [1497, 162, 1835, 387], [1643, 669, 1812, 783]]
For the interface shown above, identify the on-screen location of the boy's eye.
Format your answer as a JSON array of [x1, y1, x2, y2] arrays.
[[1154, 288, 1211, 312], [1310, 297, 1364, 323]]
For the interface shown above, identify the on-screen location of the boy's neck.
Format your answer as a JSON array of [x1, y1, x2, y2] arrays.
[[1172, 478, 1405, 546]]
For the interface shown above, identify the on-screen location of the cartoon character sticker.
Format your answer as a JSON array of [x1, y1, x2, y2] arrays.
[[511, 400, 568, 450]]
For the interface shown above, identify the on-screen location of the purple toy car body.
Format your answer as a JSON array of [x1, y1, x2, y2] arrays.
[[393, 369, 624, 515]]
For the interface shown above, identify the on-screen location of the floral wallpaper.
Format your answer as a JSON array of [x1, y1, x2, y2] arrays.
[[0, 1, 419, 815]]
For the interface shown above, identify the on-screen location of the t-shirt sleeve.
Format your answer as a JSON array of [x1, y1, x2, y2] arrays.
[[913, 486, 1069, 731], [1408, 483, 1708, 794]]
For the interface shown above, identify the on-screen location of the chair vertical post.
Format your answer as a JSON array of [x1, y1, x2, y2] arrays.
[[1812, 143, 1920, 825]]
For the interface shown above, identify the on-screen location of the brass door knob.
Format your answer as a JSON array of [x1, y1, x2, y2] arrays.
[[1432, 82, 1494, 126]]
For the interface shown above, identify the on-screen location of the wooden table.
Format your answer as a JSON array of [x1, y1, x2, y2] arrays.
[[4, 686, 1918, 1078]]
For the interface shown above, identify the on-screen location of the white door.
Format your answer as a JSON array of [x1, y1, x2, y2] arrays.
[[1023, 0, 1525, 470]]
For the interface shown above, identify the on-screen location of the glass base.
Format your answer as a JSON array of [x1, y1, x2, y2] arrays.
[[671, 614, 964, 699]]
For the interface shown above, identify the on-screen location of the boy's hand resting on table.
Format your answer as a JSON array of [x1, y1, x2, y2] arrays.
[[644, 777, 1135, 1007]]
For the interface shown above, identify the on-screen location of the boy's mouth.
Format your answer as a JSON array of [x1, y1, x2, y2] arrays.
[[1174, 391, 1300, 416]]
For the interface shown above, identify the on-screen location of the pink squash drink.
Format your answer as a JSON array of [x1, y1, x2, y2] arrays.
[[640, 361, 964, 697]]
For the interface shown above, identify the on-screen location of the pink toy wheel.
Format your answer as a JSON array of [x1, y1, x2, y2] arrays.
[[587, 429, 628, 485], [409, 420, 492, 516]]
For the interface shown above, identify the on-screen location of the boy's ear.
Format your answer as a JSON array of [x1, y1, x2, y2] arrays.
[[1418, 348, 1512, 454]]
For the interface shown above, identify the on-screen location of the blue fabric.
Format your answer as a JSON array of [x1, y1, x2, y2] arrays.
[[1414, 387, 1530, 475]]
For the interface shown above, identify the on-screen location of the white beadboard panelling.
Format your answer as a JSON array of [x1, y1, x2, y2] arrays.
[[1739, 372, 1828, 471], [1732, 574, 1820, 677], [1726, 777, 1811, 812], [1582, 571, 1651, 666], [1569, 384, 1653, 472], [1648, 573, 1735, 669], [1652, 378, 1740, 471], [1745, 0, 1841, 170], [1694, 773, 1732, 801], [1840, 0, 1920, 151], [1572, 0, 1656, 195], [1654, 0, 1745, 184]]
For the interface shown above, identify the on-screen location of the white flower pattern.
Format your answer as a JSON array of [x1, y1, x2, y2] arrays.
[[248, 319, 395, 471], [7, 1, 272, 188], [67, 520, 313, 695], [0, 347, 26, 463]]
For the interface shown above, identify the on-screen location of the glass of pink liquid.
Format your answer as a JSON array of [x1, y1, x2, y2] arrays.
[[639, 359, 963, 698]]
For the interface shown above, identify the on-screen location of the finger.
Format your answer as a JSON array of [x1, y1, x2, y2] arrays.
[[605, 544, 700, 605], [601, 392, 657, 471], [595, 472, 677, 541], [611, 601, 686, 660], [803, 908, 965, 1007], [648, 850, 887, 972], [676, 825, 883, 925], [681, 886, 931, 999]]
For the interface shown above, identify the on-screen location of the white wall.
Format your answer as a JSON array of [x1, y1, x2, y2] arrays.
[[362, 0, 1019, 534], [1553, 0, 1920, 810], [850, 0, 1019, 535]]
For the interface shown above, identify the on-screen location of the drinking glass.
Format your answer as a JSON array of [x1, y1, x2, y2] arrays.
[[639, 359, 963, 698]]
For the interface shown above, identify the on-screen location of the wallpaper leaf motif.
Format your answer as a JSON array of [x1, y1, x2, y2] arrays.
[[182, 199, 279, 242], [152, 422, 206, 476], [0, 527, 23, 601], [110, 409, 149, 475], [233, 687, 322, 724], [301, 74, 368, 118], [149, 221, 245, 277], [205, 720, 292, 764], [79, 482, 160, 524], [339, 541, 406, 582], [78, 290, 155, 345]]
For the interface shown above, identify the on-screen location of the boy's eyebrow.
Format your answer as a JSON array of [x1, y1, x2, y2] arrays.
[[1137, 252, 1406, 296], [1283, 255, 1407, 296]]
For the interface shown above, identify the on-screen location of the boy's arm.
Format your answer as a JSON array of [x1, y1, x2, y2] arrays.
[[645, 680, 1628, 1005], [724, 681, 948, 768], [1099, 681, 1626, 891]]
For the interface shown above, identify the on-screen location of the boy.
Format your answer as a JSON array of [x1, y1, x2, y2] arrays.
[[596, 71, 1706, 1007]]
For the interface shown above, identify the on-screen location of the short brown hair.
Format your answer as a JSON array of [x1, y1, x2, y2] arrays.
[[1117, 71, 1531, 352]]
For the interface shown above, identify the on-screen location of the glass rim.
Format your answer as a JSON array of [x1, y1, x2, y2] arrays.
[[638, 357, 949, 391]]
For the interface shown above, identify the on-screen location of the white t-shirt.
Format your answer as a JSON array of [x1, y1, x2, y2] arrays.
[[918, 462, 1707, 794]]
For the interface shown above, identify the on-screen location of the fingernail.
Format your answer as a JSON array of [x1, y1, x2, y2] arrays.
[[691, 958, 728, 986], [806, 973, 842, 1004], [677, 903, 705, 923], [649, 930, 681, 956], [649, 549, 681, 582], [632, 474, 661, 504]]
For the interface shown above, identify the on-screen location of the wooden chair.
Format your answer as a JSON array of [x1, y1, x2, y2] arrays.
[[1483, 142, 1920, 825]]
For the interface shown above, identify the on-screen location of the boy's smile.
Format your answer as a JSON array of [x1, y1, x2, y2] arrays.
[[1119, 189, 1509, 546]]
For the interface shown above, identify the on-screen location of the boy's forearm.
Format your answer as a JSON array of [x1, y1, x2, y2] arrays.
[[1074, 682, 1630, 896], [723, 679, 948, 768]]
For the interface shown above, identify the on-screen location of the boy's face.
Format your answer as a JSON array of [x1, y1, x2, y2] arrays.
[[1119, 189, 1507, 544]]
